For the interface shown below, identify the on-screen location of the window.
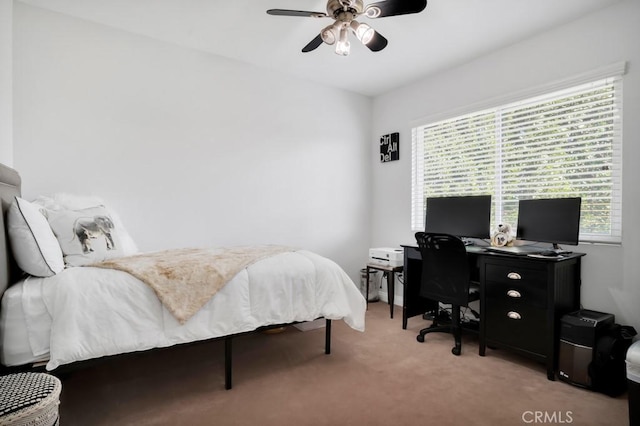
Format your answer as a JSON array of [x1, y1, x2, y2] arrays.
[[411, 72, 623, 244]]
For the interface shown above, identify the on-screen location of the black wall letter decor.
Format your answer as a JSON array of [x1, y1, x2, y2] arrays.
[[380, 132, 399, 163]]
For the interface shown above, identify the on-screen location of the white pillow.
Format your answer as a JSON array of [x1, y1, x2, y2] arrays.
[[45, 205, 127, 267], [32, 193, 138, 256], [7, 197, 65, 277]]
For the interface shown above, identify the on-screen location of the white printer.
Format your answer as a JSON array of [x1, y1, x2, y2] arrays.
[[368, 247, 404, 267]]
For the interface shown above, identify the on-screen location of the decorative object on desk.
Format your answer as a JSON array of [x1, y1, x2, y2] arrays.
[[491, 223, 514, 247], [380, 132, 399, 162]]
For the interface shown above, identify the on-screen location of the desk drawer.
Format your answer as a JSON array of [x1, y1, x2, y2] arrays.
[[485, 281, 547, 309], [485, 263, 546, 287], [484, 299, 546, 355]]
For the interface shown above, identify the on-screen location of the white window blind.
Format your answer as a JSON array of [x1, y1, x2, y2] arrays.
[[411, 75, 623, 243]]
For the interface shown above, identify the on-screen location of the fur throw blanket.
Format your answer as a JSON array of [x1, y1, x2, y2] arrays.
[[92, 245, 292, 324]]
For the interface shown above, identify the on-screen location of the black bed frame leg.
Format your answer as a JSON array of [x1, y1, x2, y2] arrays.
[[225, 319, 329, 389], [225, 337, 232, 390], [325, 319, 332, 354]]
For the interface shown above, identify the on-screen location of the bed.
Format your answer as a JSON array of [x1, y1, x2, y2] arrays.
[[0, 163, 366, 389]]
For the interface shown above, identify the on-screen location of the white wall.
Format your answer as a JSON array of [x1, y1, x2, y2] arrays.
[[0, 0, 12, 165], [371, 0, 640, 328], [12, 3, 373, 282]]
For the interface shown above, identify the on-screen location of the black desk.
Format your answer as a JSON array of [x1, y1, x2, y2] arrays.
[[402, 245, 584, 380]]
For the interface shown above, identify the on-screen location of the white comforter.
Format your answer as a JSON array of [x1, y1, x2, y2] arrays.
[[18, 249, 366, 370]]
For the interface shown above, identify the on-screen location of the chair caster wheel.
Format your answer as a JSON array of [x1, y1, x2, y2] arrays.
[[417, 334, 425, 343], [451, 347, 461, 356]]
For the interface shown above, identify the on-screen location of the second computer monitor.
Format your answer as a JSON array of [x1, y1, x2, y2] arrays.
[[516, 197, 582, 246], [425, 195, 492, 239]]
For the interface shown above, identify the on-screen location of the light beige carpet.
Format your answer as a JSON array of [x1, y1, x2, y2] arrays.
[[56, 302, 629, 425]]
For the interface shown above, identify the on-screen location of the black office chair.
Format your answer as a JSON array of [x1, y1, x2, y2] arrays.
[[414, 232, 480, 355]]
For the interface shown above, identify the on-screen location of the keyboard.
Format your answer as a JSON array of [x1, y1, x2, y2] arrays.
[[465, 245, 487, 253], [485, 245, 543, 256]]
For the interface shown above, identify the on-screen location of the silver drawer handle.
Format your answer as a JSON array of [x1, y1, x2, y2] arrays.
[[507, 311, 522, 320], [507, 272, 522, 280], [507, 290, 522, 298]]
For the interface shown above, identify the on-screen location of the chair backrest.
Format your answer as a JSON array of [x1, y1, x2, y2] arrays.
[[414, 232, 471, 306]]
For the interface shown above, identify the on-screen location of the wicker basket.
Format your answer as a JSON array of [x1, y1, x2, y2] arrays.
[[0, 373, 61, 426]]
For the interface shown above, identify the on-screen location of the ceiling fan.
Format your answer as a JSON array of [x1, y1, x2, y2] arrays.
[[267, 0, 428, 56]]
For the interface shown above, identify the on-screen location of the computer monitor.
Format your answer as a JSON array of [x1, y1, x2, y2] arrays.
[[425, 195, 492, 239], [516, 197, 582, 248]]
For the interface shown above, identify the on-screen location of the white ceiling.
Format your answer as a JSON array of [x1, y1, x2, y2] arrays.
[[18, 0, 622, 97]]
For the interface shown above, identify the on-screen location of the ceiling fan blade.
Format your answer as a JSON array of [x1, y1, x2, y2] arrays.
[[364, 31, 388, 52], [302, 34, 324, 53], [364, 0, 427, 18], [266, 9, 328, 18]]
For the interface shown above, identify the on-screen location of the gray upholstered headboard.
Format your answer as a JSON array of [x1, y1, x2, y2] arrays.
[[0, 163, 21, 296]]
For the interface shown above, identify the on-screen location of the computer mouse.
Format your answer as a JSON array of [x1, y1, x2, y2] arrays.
[[539, 250, 559, 257]]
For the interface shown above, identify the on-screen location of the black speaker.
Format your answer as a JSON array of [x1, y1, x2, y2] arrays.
[[558, 309, 614, 388]]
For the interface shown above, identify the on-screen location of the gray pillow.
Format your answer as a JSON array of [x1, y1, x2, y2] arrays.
[[7, 197, 65, 277]]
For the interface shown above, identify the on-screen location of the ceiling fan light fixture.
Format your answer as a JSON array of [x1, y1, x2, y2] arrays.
[[364, 6, 381, 19], [320, 24, 337, 45], [335, 25, 350, 56], [350, 20, 374, 45], [267, 0, 429, 54]]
